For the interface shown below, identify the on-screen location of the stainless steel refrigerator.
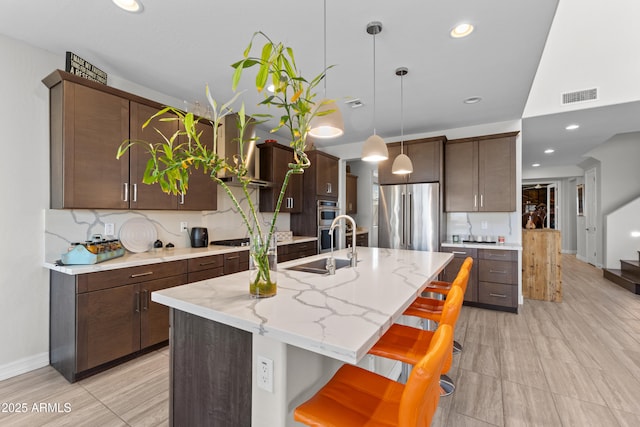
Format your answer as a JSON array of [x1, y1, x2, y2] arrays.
[[378, 183, 440, 251]]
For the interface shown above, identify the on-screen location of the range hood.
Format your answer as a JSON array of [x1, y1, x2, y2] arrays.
[[216, 114, 272, 188]]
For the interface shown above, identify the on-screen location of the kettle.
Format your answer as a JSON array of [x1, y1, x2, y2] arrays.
[[190, 227, 208, 248]]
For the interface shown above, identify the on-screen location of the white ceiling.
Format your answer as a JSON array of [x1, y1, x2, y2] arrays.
[[3, 0, 633, 176]]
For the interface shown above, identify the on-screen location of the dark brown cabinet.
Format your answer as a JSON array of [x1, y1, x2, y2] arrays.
[[308, 150, 339, 199], [438, 247, 478, 303], [258, 143, 302, 213], [277, 240, 317, 263], [346, 173, 358, 214], [187, 254, 224, 283], [223, 250, 249, 275], [444, 132, 517, 212], [378, 137, 444, 185], [44, 69, 217, 211], [355, 232, 369, 247], [50, 260, 188, 382]]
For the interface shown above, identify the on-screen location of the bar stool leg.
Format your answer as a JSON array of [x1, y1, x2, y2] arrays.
[[440, 374, 455, 396]]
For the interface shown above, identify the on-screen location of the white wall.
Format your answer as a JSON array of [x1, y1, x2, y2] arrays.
[[524, 0, 640, 118], [606, 198, 640, 269]]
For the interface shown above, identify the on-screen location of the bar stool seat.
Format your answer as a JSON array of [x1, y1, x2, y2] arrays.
[[369, 286, 464, 396], [294, 325, 453, 427]]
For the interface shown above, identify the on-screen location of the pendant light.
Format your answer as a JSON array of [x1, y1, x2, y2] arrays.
[[308, 0, 344, 139], [361, 21, 388, 162], [391, 67, 413, 174]]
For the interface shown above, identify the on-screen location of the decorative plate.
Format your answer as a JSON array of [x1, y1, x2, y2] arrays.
[[119, 218, 157, 253]]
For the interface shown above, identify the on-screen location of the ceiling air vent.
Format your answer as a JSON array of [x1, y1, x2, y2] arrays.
[[561, 88, 598, 105]]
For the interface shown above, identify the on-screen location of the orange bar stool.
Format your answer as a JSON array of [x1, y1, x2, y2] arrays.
[[408, 259, 472, 354], [294, 324, 453, 427], [369, 286, 464, 396]]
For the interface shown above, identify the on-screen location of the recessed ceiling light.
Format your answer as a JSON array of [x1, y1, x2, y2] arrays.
[[565, 124, 580, 130], [544, 148, 555, 154], [112, 0, 143, 13], [532, 163, 541, 167], [451, 23, 474, 38], [463, 96, 482, 104]]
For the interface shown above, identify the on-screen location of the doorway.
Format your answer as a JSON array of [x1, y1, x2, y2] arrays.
[[522, 182, 559, 230]]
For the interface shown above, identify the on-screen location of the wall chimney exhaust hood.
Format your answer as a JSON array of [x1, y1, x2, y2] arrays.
[[216, 114, 272, 188]]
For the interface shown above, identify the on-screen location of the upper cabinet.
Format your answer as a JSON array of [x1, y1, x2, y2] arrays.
[[258, 143, 302, 213], [444, 132, 517, 212], [305, 150, 339, 200], [346, 173, 358, 214], [378, 136, 445, 185], [43, 70, 217, 210]]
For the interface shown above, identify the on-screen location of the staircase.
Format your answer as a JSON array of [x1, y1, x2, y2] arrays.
[[603, 252, 640, 294]]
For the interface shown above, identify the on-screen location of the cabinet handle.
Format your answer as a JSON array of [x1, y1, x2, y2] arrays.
[[489, 270, 507, 274], [327, 183, 332, 194], [480, 194, 484, 208], [199, 260, 220, 266], [180, 192, 185, 205], [290, 197, 294, 209], [123, 183, 129, 202], [132, 183, 138, 202], [489, 293, 507, 298], [226, 256, 240, 260], [131, 271, 153, 278], [474, 194, 477, 208], [135, 291, 140, 313], [487, 253, 508, 259], [142, 289, 149, 311], [452, 251, 467, 255]]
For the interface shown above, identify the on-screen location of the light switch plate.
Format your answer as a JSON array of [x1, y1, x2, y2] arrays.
[[104, 223, 115, 236]]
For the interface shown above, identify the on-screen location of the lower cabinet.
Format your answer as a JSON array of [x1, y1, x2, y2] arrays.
[[278, 240, 317, 263], [355, 232, 369, 247], [223, 250, 249, 275], [50, 260, 188, 382], [438, 247, 518, 312], [188, 254, 224, 283]]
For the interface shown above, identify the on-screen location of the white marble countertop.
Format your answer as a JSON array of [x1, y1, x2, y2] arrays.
[[44, 236, 317, 275], [441, 242, 522, 251], [152, 247, 452, 364]]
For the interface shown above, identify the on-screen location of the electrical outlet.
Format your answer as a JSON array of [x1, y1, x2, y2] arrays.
[[180, 221, 188, 232], [481, 221, 488, 230], [257, 356, 273, 392], [104, 223, 115, 236]]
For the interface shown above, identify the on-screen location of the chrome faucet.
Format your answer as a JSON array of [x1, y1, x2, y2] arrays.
[[329, 214, 358, 269]]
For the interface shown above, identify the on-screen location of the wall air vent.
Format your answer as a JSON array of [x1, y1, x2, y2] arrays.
[[561, 88, 598, 105]]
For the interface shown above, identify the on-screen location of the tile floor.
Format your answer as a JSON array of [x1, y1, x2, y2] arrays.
[[1, 255, 639, 426]]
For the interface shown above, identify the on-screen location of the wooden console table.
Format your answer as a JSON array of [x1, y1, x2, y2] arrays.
[[522, 229, 562, 302]]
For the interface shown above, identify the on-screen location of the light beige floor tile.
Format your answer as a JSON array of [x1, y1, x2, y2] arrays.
[[611, 408, 640, 427], [539, 357, 605, 404], [451, 369, 503, 426], [464, 326, 501, 347], [446, 412, 499, 427], [458, 340, 501, 378], [499, 347, 548, 390], [531, 334, 579, 365], [589, 366, 640, 415], [501, 380, 561, 427], [552, 394, 618, 427]]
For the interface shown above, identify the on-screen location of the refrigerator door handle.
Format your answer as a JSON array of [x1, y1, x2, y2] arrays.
[[401, 192, 406, 246], [408, 192, 413, 247]]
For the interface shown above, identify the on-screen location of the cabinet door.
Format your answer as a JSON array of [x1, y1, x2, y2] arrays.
[[58, 82, 130, 209], [445, 140, 478, 212], [129, 102, 178, 210], [259, 144, 302, 213], [315, 153, 339, 198], [140, 274, 188, 348], [377, 143, 403, 185], [224, 250, 249, 275], [178, 120, 218, 211], [346, 174, 358, 214], [406, 139, 441, 183], [439, 247, 478, 302], [77, 284, 140, 371], [478, 135, 516, 211]]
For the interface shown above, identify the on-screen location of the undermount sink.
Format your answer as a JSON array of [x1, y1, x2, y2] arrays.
[[286, 257, 352, 274]]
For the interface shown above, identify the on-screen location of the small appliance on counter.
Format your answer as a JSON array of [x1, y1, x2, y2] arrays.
[[190, 227, 209, 248], [210, 237, 250, 247]]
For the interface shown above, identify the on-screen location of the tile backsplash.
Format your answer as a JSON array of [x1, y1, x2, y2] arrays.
[[445, 212, 520, 244], [44, 187, 290, 262]]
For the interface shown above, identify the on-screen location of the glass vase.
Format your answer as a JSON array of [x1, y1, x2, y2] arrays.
[[249, 233, 277, 298]]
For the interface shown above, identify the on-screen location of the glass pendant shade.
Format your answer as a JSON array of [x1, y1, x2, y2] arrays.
[[362, 134, 388, 162], [308, 99, 344, 138], [392, 152, 413, 174]]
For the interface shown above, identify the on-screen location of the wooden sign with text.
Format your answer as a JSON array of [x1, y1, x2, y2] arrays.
[[65, 52, 107, 85]]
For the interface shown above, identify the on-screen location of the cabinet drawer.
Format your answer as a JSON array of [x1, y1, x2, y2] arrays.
[[478, 282, 517, 308], [188, 255, 224, 273], [224, 250, 249, 275], [188, 267, 224, 283], [78, 260, 188, 293], [440, 247, 477, 259], [478, 260, 517, 285], [478, 249, 517, 261]]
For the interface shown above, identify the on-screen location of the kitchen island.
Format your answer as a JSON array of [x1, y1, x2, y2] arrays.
[[153, 247, 452, 427]]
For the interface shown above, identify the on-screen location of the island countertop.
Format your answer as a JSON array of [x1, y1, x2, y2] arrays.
[[152, 247, 452, 364]]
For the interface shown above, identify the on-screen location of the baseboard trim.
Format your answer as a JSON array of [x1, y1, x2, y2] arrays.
[[0, 352, 49, 381], [561, 249, 577, 254]]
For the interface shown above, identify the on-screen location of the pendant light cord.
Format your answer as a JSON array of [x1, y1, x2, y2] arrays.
[[323, 0, 327, 97], [372, 30, 377, 135], [400, 71, 404, 154]]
